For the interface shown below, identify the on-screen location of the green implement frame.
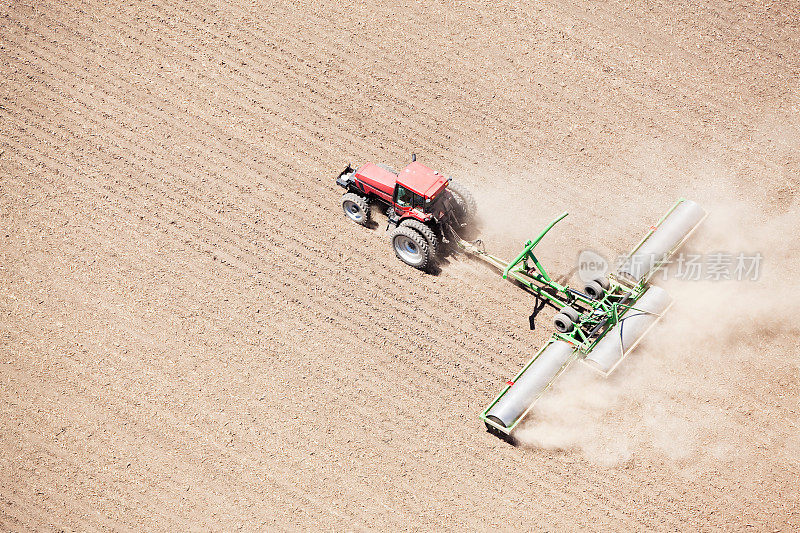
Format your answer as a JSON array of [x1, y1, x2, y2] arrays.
[[450, 198, 705, 437], [455, 211, 649, 354]]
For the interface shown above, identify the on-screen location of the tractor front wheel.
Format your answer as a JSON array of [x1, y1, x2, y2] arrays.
[[390, 226, 431, 271], [341, 192, 370, 226]]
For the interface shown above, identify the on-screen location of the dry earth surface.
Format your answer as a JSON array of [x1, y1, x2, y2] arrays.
[[1, 0, 799, 530]]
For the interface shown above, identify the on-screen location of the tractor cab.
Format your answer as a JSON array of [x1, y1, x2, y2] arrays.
[[392, 162, 449, 219]]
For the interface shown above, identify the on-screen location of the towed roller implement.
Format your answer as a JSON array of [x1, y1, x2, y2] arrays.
[[453, 199, 706, 439]]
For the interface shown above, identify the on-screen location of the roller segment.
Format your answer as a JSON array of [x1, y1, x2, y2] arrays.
[[583, 286, 673, 375], [485, 340, 576, 430], [617, 199, 706, 283]]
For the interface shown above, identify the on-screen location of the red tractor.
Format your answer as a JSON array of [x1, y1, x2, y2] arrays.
[[335, 155, 477, 271]]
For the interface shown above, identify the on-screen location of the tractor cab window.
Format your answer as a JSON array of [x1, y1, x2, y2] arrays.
[[396, 185, 425, 210], [395, 185, 413, 207]]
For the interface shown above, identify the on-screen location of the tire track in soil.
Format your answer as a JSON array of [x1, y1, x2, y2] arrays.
[[0, 21, 540, 404], [1, 8, 532, 362], [1, 0, 792, 524], [0, 4, 696, 528]]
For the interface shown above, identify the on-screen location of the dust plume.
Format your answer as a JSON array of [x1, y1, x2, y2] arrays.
[[509, 190, 800, 467]]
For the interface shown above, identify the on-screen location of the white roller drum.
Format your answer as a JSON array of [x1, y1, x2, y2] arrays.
[[617, 200, 706, 282], [485, 340, 575, 429], [584, 286, 672, 375]]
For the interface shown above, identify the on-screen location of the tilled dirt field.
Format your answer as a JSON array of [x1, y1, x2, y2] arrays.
[[1, 0, 799, 530]]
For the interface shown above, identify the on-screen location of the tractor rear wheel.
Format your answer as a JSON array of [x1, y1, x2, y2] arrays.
[[400, 219, 438, 258], [448, 180, 477, 223], [390, 226, 431, 271], [341, 192, 370, 226]]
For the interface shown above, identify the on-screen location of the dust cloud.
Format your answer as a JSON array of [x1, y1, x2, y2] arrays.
[[482, 183, 800, 466]]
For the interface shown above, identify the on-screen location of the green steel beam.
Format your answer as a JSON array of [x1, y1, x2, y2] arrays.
[[502, 211, 568, 281]]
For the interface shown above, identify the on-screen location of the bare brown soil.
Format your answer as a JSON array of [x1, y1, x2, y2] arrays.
[[1, 0, 798, 530]]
